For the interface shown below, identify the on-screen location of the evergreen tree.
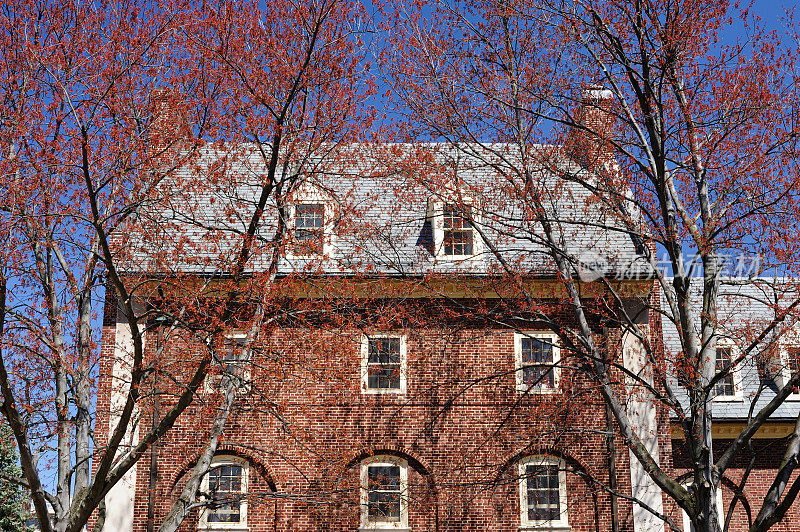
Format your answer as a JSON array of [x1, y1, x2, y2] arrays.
[[0, 422, 28, 532]]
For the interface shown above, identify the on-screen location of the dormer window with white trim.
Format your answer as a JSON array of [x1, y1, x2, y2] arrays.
[[786, 346, 800, 394], [294, 203, 325, 255], [429, 197, 481, 260], [712, 339, 741, 401], [199, 455, 249, 530], [442, 204, 473, 256], [288, 184, 335, 258], [776, 340, 800, 398]]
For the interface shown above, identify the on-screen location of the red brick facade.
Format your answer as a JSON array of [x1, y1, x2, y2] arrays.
[[94, 288, 663, 532], [92, 288, 800, 532]]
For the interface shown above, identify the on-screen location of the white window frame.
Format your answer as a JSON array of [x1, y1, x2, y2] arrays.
[[199, 455, 249, 531], [518, 456, 569, 531], [287, 185, 336, 258], [205, 333, 252, 394], [681, 483, 723, 532], [428, 197, 482, 260], [359, 455, 409, 532], [777, 326, 800, 399], [515, 332, 561, 393], [711, 338, 743, 402], [361, 334, 407, 395]]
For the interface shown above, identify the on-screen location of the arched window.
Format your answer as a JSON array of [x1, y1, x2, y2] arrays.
[[360, 455, 409, 531], [518, 456, 569, 530], [199, 455, 249, 530]]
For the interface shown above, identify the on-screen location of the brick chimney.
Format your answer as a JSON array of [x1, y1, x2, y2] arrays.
[[149, 87, 193, 159], [566, 84, 616, 169]]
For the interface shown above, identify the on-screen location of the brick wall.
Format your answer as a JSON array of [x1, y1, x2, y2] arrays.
[[115, 318, 644, 532], [669, 438, 800, 531]]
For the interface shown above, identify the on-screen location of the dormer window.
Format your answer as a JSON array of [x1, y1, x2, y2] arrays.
[[713, 347, 735, 397], [442, 204, 474, 256], [787, 346, 800, 394], [429, 197, 481, 260], [712, 339, 741, 401], [288, 183, 335, 258], [776, 339, 800, 397], [294, 203, 325, 255]]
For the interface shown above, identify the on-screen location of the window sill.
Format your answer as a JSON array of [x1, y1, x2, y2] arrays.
[[198, 526, 249, 532], [516, 387, 562, 395], [519, 525, 571, 532], [712, 396, 744, 402], [359, 528, 410, 532], [362, 388, 406, 395], [435, 254, 481, 262]]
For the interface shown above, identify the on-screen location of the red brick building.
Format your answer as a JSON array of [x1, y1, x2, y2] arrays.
[[92, 113, 800, 532]]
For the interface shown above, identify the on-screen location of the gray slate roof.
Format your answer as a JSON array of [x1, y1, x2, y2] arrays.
[[661, 279, 800, 420], [116, 143, 649, 280]]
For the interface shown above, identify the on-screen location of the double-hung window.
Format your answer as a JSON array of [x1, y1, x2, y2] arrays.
[[361, 335, 407, 394], [288, 183, 336, 258], [519, 456, 568, 530], [712, 340, 740, 401], [713, 347, 735, 398], [442, 204, 474, 256], [207, 334, 251, 393], [360, 456, 408, 531], [200, 456, 248, 530], [429, 196, 481, 260], [515, 332, 560, 393], [294, 203, 325, 255]]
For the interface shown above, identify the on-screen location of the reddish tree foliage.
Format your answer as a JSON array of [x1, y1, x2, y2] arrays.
[[2, 1, 800, 532], [381, 1, 800, 531]]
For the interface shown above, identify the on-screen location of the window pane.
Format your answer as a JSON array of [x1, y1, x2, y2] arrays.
[[207, 464, 243, 523], [368, 466, 400, 489], [442, 205, 469, 230], [222, 337, 248, 371], [442, 205, 473, 256], [521, 338, 555, 388], [368, 338, 401, 364], [368, 364, 401, 389], [295, 204, 324, 254], [714, 347, 735, 397], [367, 465, 401, 522], [521, 338, 552, 364], [367, 338, 402, 390], [526, 464, 561, 523], [789, 348, 800, 372]]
